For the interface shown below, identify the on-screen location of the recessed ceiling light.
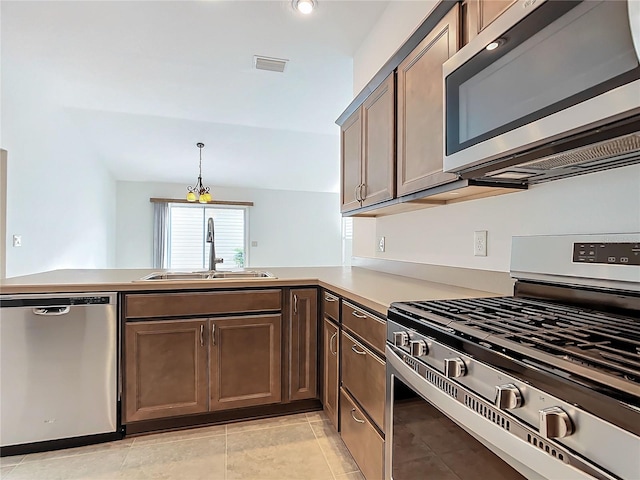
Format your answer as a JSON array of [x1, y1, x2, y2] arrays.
[[486, 38, 505, 51], [293, 0, 316, 15]]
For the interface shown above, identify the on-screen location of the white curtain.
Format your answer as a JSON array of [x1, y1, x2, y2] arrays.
[[152, 202, 169, 269]]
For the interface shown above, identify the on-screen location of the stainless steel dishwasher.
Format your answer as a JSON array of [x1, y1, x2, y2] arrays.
[[0, 293, 119, 450]]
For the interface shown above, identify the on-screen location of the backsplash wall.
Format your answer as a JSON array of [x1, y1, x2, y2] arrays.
[[353, 164, 640, 272]]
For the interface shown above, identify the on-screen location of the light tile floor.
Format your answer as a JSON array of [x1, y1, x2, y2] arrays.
[[1, 412, 364, 480]]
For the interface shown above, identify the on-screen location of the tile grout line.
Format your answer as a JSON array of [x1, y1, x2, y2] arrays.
[[118, 442, 133, 472], [308, 418, 362, 480], [309, 420, 339, 480], [226, 421, 309, 436]]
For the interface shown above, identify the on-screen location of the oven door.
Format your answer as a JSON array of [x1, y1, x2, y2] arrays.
[[442, 0, 640, 174], [385, 345, 595, 480]]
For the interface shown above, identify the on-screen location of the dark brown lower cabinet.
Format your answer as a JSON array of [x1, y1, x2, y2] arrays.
[[322, 317, 339, 429], [210, 314, 282, 411], [125, 319, 208, 423], [288, 288, 318, 401], [341, 330, 386, 430], [340, 388, 384, 480]]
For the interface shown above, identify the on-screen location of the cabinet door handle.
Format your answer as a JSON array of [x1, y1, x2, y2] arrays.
[[360, 183, 366, 201], [354, 185, 361, 202], [330, 332, 338, 356], [200, 324, 204, 347], [324, 294, 337, 302], [350, 408, 365, 424], [211, 323, 216, 346], [351, 344, 366, 356], [351, 310, 367, 319], [293, 294, 298, 315]]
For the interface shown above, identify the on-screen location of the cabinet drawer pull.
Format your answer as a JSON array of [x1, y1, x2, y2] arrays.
[[200, 324, 204, 347], [211, 324, 216, 346], [351, 344, 366, 355], [330, 332, 338, 355], [350, 408, 365, 424], [351, 310, 368, 319], [324, 294, 337, 302]]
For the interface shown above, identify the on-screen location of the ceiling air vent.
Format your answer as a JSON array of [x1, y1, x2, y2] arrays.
[[254, 55, 288, 73]]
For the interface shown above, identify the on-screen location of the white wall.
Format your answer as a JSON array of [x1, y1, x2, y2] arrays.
[[351, 2, 640, 273], [2, 61, 117, 277], [353, 0, 438, 95], [354, 165, 640, 272], [116, 181, 342, 269]]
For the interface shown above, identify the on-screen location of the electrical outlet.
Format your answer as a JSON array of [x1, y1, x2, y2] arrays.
[[378, 236, 385, 252], [474, 231, 487, 256], [251, 241, 258, 247], [12, 235, 22, 247]]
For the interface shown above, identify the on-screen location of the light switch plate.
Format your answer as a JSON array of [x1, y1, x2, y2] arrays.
[[378, 236, 385, 252], [12, 235, 22, 247]]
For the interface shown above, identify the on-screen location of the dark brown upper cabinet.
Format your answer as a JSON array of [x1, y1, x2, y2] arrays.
[[464, 0, 516, 45], [341, 74, 395, 213], [397, 4, 459, 197]]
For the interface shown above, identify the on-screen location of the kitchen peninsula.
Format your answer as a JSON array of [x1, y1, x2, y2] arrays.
[[0, 265, 509, 478]]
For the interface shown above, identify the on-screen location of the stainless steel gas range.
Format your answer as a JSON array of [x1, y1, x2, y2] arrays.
[[385, 234, 639, 480]]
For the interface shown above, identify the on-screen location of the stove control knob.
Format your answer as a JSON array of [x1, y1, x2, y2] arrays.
[[539, 407, 574, 439], [393, 331, 409, 347], [409, 340, 428, 357], [494, 384, 523, 409], [443, 358, 466, 378]]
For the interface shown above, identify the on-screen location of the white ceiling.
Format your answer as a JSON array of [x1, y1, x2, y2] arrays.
[[1, 0, 390, 192]]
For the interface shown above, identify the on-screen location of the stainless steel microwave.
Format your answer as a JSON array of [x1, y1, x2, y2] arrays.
[[442, 0, 640, 184]]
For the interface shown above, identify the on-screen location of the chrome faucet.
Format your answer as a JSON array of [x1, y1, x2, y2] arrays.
[[206, 217, 223, 271]]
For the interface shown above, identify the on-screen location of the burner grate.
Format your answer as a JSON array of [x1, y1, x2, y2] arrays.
[[398, 297, 640, 384]]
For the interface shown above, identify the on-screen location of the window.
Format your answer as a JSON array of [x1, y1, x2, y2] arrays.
[[342, 217, 353, 265], [166, 204, 248, 270]]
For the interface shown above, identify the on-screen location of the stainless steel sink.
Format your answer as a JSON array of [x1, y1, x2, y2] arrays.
[[138, 270, 276, 281]]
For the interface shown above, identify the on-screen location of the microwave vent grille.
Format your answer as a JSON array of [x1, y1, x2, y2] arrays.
[[518, 133, 640, 171]]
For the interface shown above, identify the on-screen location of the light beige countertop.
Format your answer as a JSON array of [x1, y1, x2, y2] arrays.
[[0, 266, 505, 315]]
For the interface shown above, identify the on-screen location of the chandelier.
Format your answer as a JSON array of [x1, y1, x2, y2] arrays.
[[186, 142, 212, 203]]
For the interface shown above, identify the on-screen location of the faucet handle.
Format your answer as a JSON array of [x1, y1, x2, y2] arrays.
[[214, 258, 224, 264]]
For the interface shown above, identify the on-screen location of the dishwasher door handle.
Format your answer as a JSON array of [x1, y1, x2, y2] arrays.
[[33, 306, 71, 316]]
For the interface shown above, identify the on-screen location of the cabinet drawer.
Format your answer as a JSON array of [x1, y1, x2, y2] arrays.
[[342, 301, 386, 355], [322, 291, 340, 323], [341, 331, 385, 431], [125, 289, 282, 319], [340, 388, 384, 480]]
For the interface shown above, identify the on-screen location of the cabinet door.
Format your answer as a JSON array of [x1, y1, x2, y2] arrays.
[[210, 314, 282, 411], [465, 0, 515, 44], [322, 318, 339, 429], [341, 108, 363, 213], [362, 74, 395, 207], [397, 4, 459, 196], [125, 319, 208, 423], [288, 289, 318, 401]]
